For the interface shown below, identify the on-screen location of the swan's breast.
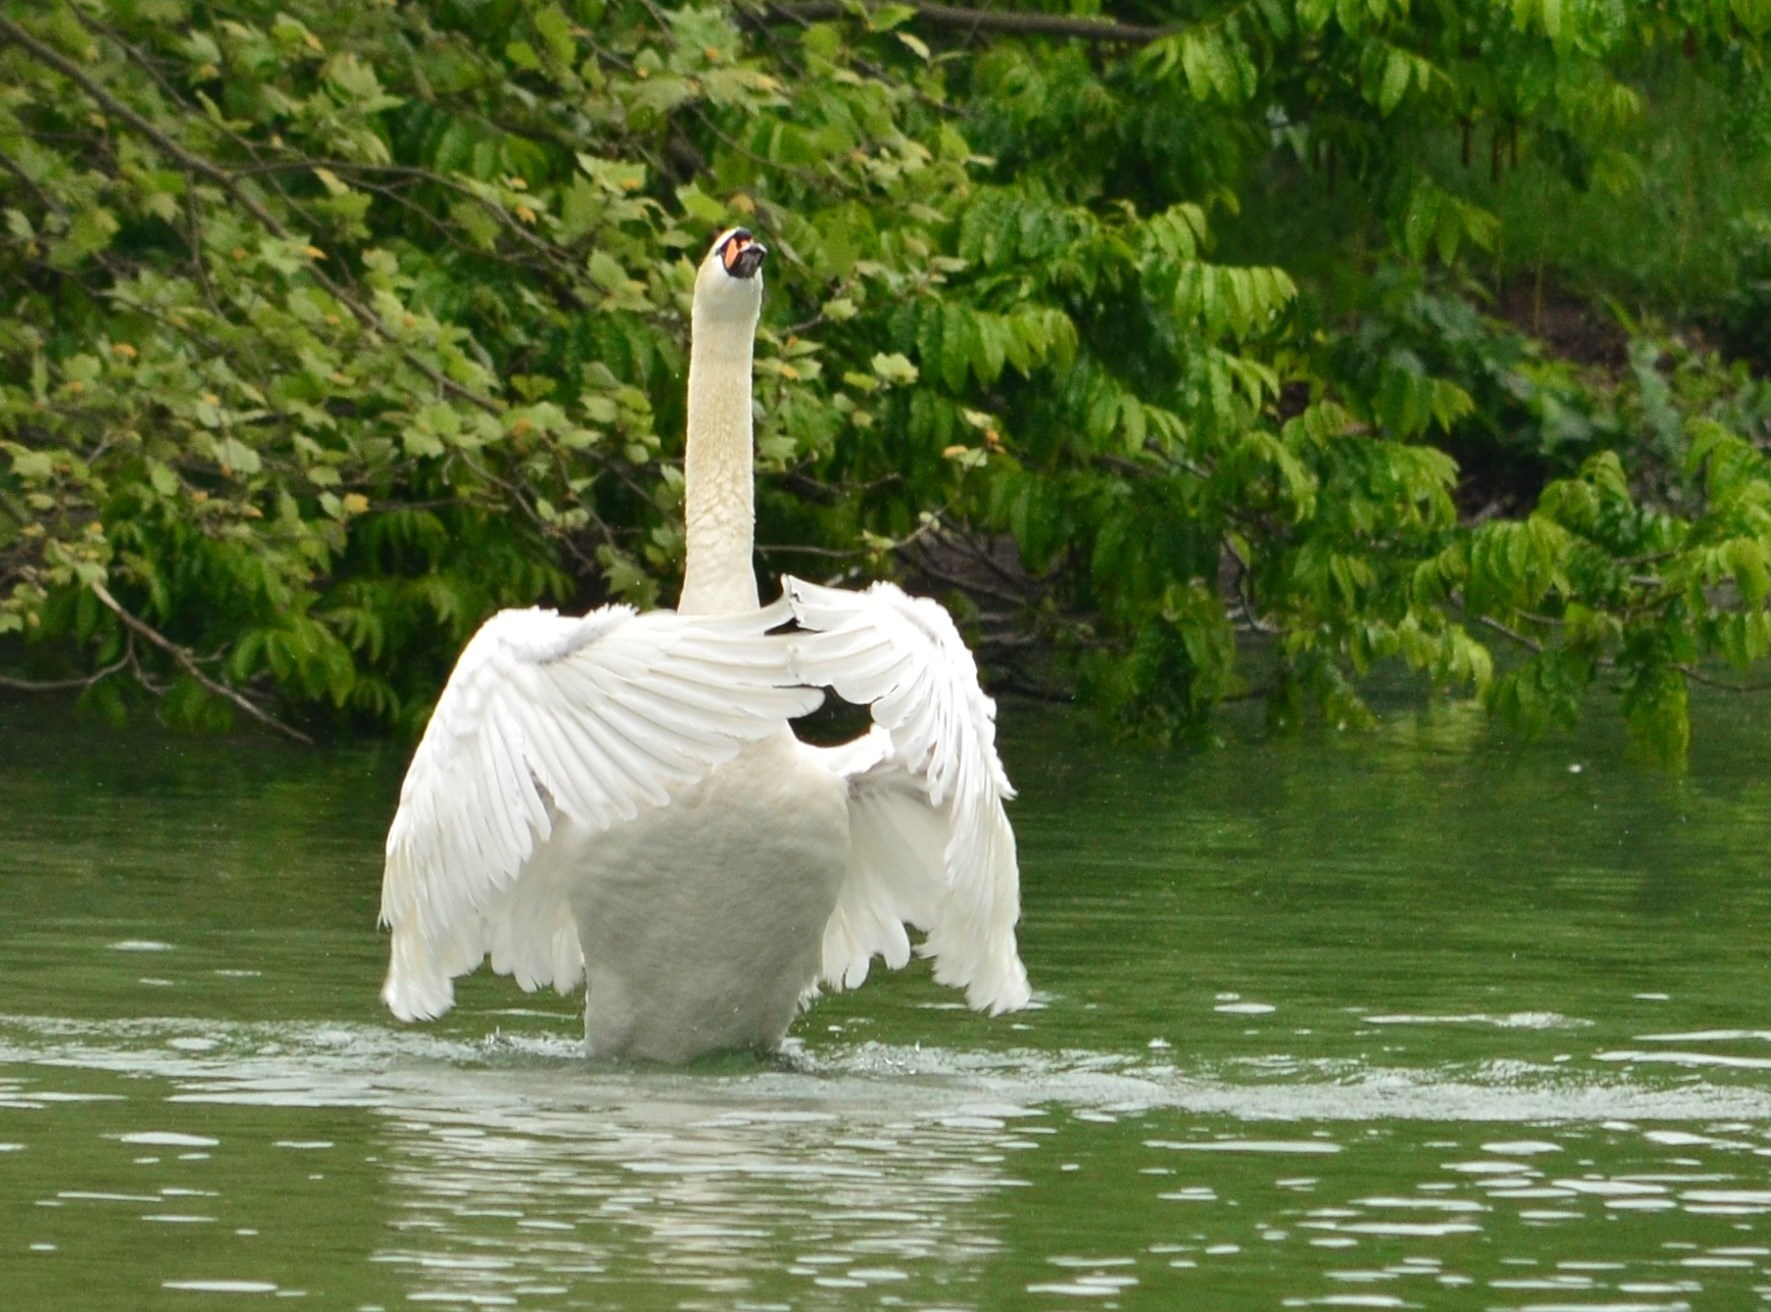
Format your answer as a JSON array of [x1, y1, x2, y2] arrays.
[[557, 732, 849, 1060]]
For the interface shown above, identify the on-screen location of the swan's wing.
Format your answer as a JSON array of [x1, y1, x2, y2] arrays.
[[380, 598, 820, 1021], [784, 577, 1030, 1014]]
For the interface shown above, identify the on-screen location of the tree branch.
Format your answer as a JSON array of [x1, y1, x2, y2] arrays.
[[745, 2, 1172, 44], [1472, 611, 1771, 694], [88, 581, 315, 744], [1675, 662, 1771, 694], [0, 652, 129, 693], [1473, 613, 1546, 654]]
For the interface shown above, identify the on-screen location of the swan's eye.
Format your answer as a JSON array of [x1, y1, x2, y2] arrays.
[[720, 230, 754, 272]]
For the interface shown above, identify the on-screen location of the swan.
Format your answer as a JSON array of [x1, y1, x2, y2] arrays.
[[378, 228, 1030, 1062]]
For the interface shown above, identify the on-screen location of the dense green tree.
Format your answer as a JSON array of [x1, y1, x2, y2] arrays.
[[3, 0, 1771, 760]]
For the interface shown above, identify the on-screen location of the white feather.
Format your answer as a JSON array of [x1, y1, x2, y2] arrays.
[[379, 598, 821, 1021], [786, 577, 1032, 1016]]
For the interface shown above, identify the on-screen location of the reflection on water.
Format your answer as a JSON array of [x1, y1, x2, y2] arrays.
[[4, 694, 1771, 1307]]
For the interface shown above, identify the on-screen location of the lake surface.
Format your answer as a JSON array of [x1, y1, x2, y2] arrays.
[[3, 691, 1771, 1310]]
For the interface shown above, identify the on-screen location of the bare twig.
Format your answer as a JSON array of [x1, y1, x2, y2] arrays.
[[991, 673, 1076, 703], [1221, 532, 1279, 634], [937, 520, 1042, 600], [904, 538, 1036, 608], [1094, 447, 1214, 484], [757, 541, 868, 559], [1473, 613, 1546, 653], [743, 2, 1171, 44], [740, 0, 960, 113], [1469, 605, 1771, 695], [0, 144, 67, 220], [1675, 663, 1771, 694], [0, 652, 130, 692]]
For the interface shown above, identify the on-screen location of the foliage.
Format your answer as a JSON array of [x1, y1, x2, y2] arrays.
[[2, 0, 1771, 762]]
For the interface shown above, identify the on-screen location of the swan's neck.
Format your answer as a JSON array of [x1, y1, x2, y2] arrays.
[[679, 307, 759, 616]]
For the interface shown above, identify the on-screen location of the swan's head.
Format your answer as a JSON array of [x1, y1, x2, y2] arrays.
[[693, 227, 767, 328]]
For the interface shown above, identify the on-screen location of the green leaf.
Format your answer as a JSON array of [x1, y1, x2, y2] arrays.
[[586, 251, 631, 293], [896, 30, 931, 61], [7, 446, 55, 481], [49, 206, 119, 268], [403, 427, 446, 458], [1403, 185, 1440, 264], [217, 437, 261, 476], [867, 4, 917, 30], [1621, 664, 1689, 768], [534, 4, 576, 64], [325, 52, 393, 104], [1725, 538, 1771, 605], [1540, 0, 1563, 41], [872, 352, 919, 385], [1379, 47, 1411, 115]]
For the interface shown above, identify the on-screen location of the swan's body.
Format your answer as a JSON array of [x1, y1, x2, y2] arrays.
[[490, 731, 841, 1061], [380, 229, 1029, 1061]]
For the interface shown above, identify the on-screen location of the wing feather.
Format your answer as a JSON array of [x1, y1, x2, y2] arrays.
[[785, 576, 1031, 1015], [380, 600, 822, 1021]]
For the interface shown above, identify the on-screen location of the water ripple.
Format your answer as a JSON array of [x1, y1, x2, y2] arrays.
[[5, 1015, 1771, 1124]]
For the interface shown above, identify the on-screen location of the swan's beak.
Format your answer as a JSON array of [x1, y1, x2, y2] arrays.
[[719, 229, 767, 280]]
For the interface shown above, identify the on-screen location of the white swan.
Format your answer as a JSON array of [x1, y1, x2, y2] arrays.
[[378, 228, 1030, 1062]]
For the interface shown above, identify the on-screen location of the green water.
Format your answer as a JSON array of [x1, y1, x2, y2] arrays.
[[4, 693, 1771, 1309]]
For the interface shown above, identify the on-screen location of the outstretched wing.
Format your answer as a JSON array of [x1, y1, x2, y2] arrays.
[[784, 576, 1030, 1014], [380, 598, 821, 1021]]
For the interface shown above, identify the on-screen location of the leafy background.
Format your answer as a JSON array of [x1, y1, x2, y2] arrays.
[[3, 0, 1771, 762]]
